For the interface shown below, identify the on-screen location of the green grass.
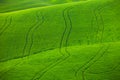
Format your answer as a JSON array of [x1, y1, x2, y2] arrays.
[[0, 0, 86, 13], [0, 0, 120, 80], [0, 42, 120, 80]]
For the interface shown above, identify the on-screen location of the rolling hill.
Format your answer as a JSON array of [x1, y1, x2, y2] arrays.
[[0, 0, 120, 80], [0, 0, 86, 13]]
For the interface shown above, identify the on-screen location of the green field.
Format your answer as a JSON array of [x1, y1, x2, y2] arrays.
[[0, 0, 86, 12], [0, 0, 120, 80]]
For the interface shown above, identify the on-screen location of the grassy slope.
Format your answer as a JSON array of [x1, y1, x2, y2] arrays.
[[0, 0, 120, 80], [0, 42, 120, 80], [0, 0, 85, 13]]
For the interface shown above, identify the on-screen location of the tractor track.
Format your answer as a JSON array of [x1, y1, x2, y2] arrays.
[[95, 6, 105, 43], [86, 45, 120, 75], [98, 8, 105, 43], [81, 9, 117, 74], [27, 13, 44, 57], [84, 4, 120, 75], [80, 5, 113, 80], [88, 63, 120, 74], [94, 7, 101, 42], [0, 16, 12, 37], [74, 5, 107, 80], [81, 45, 110, 80], [0, 12, 44, 80], [93, 6, 105, 44], [0, 16, 8, 33], [74, 46, 104, 80], [0, 1, 119, 80], [0, 62, 20, 79], [31, 7, 73, 80], [74, 6, 100, 80], [22, 12, 44, 57]]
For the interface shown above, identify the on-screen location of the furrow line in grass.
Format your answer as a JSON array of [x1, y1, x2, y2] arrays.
[[88, 61, 120, 74], [0, 62, 20, 79], [80, 6, 108, 80], [31, 7, 70, 80], [74, 45, 104, 80], [95, 5, 107, 43], [98, 8, 105, 43], [31, 7, 68, 80], [0, 16, 8, 33], [22, 13, 39, 57], [59, 7, 70, 56], [0, 16, 8, 61], [0, 12, 44, 80], [0, 16, 12, 37], [0, 15, 13, 65], [88, 6, 98, 45], [81, 45, 110, 80], [64, 6, 73, 56], [93, 5, 105, 44], [81, 7, 108, 78], [31, 7, 73, 80], [22, 12, 43, 57], [74, 5, 106, 80], [14, 11, 44, 69], [87, 10, 120, 73], [27, 12, 45, 58], [94, 7, 101, 43], [74, 6, 99, 80]]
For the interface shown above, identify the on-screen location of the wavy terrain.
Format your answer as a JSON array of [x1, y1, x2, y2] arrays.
[[0, 0, 120, 80], [0, 0, 86, 13]]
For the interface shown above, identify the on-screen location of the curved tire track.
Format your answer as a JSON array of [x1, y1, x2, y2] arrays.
[[27, 13, 45, 57], [74, 5, 107, 80], [22, 12, 44, 57], [81, 45, 110, 80], [88, 63, 120, 74], [0, 16, 12, 37], [0, 62, 20, 79], [0, 12, 44, 80], [74, 46, 104, 80], [0, 16, 8, 33], [31, 7, 73, 80]]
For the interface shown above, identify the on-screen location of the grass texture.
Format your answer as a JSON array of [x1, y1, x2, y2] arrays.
[[0, 0, 120, 80]]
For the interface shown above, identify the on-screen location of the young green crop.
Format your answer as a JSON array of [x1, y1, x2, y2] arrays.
[[0, 0, 120, 80], [0, 0, 86, 13]]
